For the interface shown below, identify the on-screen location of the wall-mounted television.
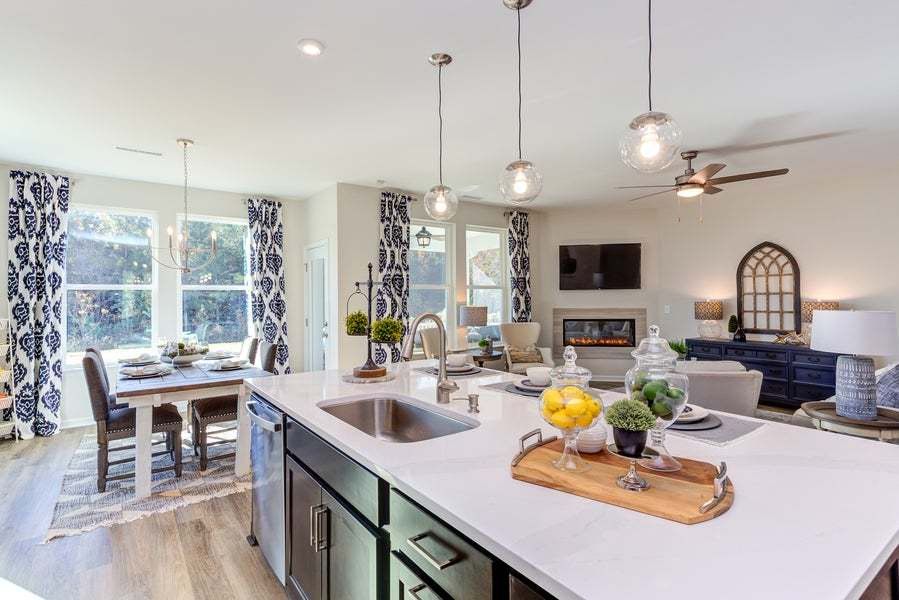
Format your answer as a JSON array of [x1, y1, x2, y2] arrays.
[[559, 243, 642, 290]]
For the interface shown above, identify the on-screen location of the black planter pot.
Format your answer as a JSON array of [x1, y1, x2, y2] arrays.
[[612, 428, 648, 458], [732, 328, 747, 342]]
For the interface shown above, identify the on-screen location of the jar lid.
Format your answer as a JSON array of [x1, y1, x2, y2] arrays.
[[631, 324, 678, 364], [550, 346, 592, 386]]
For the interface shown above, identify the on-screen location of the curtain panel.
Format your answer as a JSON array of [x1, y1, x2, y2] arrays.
[[247, 198, 290, 374], [508, 210, 532, 322], [374, 190, 412, 365], [7, 171, 70, 438]]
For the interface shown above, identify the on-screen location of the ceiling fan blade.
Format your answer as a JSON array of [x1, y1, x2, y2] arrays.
[[703, 185, 723, 194], [615, 185, 676, 189], [688, 163, 726, 184], [698, 131, 855, 155], [628, 189, 675, 202], [707, 168, 789, 185]]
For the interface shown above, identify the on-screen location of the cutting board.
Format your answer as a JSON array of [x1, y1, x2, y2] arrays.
[[511, 440, 734, 525]]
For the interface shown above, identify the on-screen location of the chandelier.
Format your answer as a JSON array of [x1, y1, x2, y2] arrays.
[[147, 138, 217, 273]]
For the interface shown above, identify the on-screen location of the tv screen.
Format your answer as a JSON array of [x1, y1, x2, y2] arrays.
[[559, 243, 641, 290]]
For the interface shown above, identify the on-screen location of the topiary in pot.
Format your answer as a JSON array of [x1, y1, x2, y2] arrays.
[[371, 317, 404, 344], [346, 311, 368, 336], [668, 338, 688, 358], [727, 315, 738, 334], [605, 398, 657, 458]]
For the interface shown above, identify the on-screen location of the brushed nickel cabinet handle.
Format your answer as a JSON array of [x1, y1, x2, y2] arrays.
[[409, 584, 428, 599], [314, 505, 329, 552], [406, 532, 461, 571], [309, 504, 318, 549]]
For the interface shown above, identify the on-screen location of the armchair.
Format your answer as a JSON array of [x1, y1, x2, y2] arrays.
[[499, 322, 554, 374]]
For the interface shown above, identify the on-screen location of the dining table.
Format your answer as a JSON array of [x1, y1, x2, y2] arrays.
[[115, 360, 273, 499]]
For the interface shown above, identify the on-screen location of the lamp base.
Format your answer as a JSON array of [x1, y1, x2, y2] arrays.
[[835, 355, 877, 420], [697, 320, 722, 339]]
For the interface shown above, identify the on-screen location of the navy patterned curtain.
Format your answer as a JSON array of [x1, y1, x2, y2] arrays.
[[508, 210, 532, 322], [7, 171, 69, 438], [374, 190, 412, 365], [247, 198, 290, 374]]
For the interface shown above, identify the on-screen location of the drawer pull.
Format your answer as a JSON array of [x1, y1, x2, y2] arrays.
[[407, 532, 462, 571], [808, 356, 820, 363], [310, 505, 329, 552], [808, 372, 820, 380], [409, 584, 429, 599]]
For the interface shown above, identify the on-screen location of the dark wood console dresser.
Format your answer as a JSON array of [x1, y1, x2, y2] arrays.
[[685, 338, 840, 409]]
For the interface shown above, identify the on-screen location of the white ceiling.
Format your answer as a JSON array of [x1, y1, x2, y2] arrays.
[[2, 0, 898, 207]]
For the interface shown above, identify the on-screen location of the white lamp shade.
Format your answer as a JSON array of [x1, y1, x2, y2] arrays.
[[810, 310, 899, 356]]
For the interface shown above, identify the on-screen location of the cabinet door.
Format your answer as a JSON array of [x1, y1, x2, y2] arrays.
[[390, 553, 443, 600], [287, 456, 323, 600], [322, 488, 380, 600]]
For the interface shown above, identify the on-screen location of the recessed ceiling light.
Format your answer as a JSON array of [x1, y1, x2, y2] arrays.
[[297, 39, 325, 57]]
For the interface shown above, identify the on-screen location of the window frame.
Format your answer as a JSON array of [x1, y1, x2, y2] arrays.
[[409, 218, 456, 335], [175, 213, 252, 347], [464, 224, 510, 329], [63, 203, 159, 366]]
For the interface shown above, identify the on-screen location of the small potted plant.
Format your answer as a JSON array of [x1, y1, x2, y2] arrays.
[[346, 311, 368, 337], [478, 338, 493, 355], [371, 317, 404, 344], [667, 338, 687, 360], [605, 398, 657, 458]]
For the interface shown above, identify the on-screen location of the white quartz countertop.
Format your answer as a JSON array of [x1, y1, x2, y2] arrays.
[[246, 362, 899, 600]]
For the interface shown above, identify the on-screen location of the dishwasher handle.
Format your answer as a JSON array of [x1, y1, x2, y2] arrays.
[[247, 400, 282, 432]]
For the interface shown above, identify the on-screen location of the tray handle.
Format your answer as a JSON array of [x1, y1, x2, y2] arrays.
[[699, 461, 730, 514], [511, 429, 558, 467]]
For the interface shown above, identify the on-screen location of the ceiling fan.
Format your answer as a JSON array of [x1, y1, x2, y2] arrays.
[[616, 150, 789, 202]]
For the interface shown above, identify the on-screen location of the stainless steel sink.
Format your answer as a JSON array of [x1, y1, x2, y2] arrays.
[[318, 395, 478, 443]]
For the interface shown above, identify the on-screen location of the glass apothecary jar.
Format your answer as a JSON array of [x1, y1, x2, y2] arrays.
[[538, 346, 603, 472], [624, 325, 689, 471]]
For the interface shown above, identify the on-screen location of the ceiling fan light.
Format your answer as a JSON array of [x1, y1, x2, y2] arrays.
[[500, 160, 542, 204], [424, 185, 458, 221], [619, 111, 682, 173], [677, 183, 704, 198]]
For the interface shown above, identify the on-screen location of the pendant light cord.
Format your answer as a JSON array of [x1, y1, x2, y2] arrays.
[[437, 64, 444, 186], [517, 6, 523, 160], [647, 0, 653, 112], [182, 142, 189, 252]]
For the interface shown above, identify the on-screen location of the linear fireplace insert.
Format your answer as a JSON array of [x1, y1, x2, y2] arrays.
[[563, 318, 636, 348]]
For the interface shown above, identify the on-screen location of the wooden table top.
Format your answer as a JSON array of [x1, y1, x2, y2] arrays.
[[115, 363, 272, 398]]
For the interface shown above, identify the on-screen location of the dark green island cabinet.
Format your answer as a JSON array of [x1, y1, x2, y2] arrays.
[[283, 416, 551, 600]]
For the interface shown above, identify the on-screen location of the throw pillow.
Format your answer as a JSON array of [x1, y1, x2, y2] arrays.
[[876, 365, 899, 409], [508, 345, 543, 364]]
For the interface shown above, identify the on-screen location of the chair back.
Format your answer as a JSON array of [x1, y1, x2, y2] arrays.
[[682, 370, 763, 417], [418, 328, 442, 360], [675, 360, 746, 374], [241, 337, 259, 364], [500, 322, 541, 348], [82, 352, 111, 423], [85, 347, 110, 391], [259, 340, 278, 373]]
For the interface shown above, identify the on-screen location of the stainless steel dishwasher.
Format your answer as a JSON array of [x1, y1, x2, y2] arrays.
[[247, 394, 286, 585]]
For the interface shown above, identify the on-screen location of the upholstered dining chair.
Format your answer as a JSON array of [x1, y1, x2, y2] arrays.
[[83, 352, 183, 493], [418, 327, 442, 360], [680, 369, 763, 417], [499, 322, 553, 374], [84, 346, 126, 409], [191, 339, 277, 470]]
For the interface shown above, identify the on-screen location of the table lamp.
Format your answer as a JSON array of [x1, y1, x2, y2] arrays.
[[459, 305, 488, 351], [694, 300, 724, 338], [811, 310, 899, 420]]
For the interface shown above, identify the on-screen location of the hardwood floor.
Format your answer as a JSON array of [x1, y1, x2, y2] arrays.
[[0, 427, 286, 599]]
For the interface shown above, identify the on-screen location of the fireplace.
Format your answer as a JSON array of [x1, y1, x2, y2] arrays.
[[563, 318, 636, 348]]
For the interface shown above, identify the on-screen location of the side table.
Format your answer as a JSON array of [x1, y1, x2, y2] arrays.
[[800, 401, 899, 442]]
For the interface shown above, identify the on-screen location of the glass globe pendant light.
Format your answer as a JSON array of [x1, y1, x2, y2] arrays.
[[619, 0, 682, 173], [423, 53, 459, 221], [499, 0, 542, 204]]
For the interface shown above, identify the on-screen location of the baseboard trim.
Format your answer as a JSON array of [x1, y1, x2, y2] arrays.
[[62, 417, 95, 430]]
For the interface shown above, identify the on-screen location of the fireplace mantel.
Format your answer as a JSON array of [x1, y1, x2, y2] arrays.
[[552, 308, 647, 359]]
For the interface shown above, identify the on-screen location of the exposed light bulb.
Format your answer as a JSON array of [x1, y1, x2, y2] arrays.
[[500, 160, 542, 204], [433, 191, 447, 214], [423, 184, 458, 221], [639, 126, 661, 158], [512, 170, 529, 195], [166, 226, 174, 236]]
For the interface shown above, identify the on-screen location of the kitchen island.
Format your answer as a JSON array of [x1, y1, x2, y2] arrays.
[[246, 361, 899, 600]]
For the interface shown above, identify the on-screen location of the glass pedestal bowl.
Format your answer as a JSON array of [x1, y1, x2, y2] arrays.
[[539, 385, 603, 472]]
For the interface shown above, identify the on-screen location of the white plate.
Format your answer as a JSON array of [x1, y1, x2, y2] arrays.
[[121, 366, 172, 378], [677, 404, 710, 423], [515, 379, 549, 392], [209, 360, 249, 371], [121, 359, 160, 367], [205, 351, 236, 360], [446, 364, 473, 373]]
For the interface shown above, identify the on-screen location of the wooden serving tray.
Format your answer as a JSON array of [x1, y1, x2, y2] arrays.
[[511, 439, 734, 525]]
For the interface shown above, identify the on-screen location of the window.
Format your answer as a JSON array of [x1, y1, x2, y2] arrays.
[[65, 206, 156, 363], [408, 221, 455, 342], [465, 226, 509, 345], [177, 216, 251, 353]]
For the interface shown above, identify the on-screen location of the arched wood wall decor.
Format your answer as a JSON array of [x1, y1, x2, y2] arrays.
[[736, 241, 801, 334]]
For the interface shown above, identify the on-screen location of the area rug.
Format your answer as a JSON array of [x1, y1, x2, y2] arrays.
[[45, 430, 249, 541]]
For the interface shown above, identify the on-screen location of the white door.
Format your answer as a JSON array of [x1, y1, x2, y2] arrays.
[[304, 242, 329, 371]]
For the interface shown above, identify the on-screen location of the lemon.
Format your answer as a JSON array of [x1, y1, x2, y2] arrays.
[[575, 413, 594, 428], [541, 404, 555, 419], [542, 389, 564, 413], [561, 386, 584, 400], [564, 397, 587, 417], [587, 399, 601, 417], [550, 409, 575, 430]]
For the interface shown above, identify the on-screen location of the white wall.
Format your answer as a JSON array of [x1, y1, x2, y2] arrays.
[[1, 164, 303, 428]]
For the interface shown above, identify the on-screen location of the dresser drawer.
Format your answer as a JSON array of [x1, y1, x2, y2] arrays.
[[742, 361, 788, 380], [793, 382, 836, 402], [690, 343, 722, 358], [389, 489, 493, 600], [725, 347, 755, 360], [793, 366, 836, 386], [793, 352, 837, 367], [755, 349, 788, 362], [761, 379, 789, 397]]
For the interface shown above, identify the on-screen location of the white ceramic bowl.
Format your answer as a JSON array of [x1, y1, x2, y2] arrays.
[[162, 353, 204, 366], [446, 354, 469, 367], [576, 425, 608, 453], [526, 366, 552, 386]]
